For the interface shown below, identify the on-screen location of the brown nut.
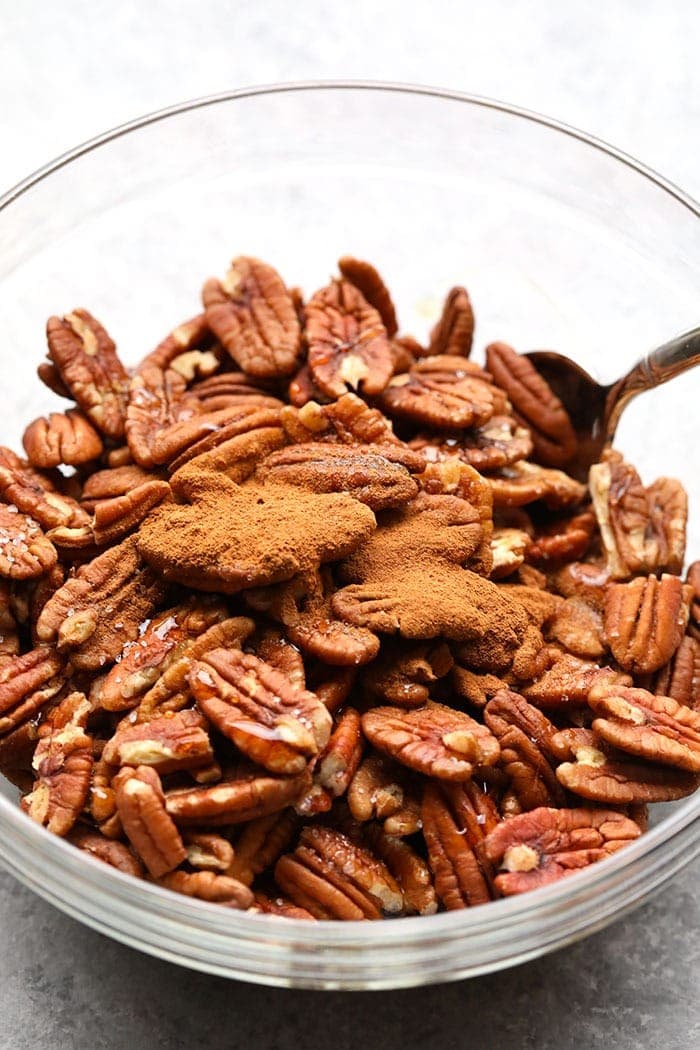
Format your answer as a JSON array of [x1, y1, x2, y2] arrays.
[[35, 535, 166, 672], [411, 417, 533, 475], [182, 831, 235, 873], [485, 343, 577, 467], [0, 647, 65, 737], [552, 727, 700, 803], [45, 310, 129, 439], [421, 781, 498, 909], [483, 806, 642, 896], [315, 706, 363, 797], [588, 683, 700, 773], [487, 461, 586, 510], [202, 256, 302, 378], [23, 410, 104, 468], [188, 648, 332, 774], [362, 640, 454, 708], [362, 701, 500, 781], [23, 692, 93, 837], [67, 827, 145, 878], [306, 278, 394, 399], [546, 597, 606, 661], [114, 765, 187, 878], [165, 766, 312, 827], [0, 446, 88, 530], [604, 574, 691, 675], [363, 824, 437, 916], [48, 480, 171, 551], [652, 635, 700, 710], [378, 356, 505, 430], [337, 256, 398, 337], [0, 504, 57, 580], [523, 654, 631, 710], [589, 451, 687, 579], [427, 286, 474, 358], [103, 709, 214, 774], [228, 810, 298, 886], [484, 690, 566, 810], [157, 869, 253, 909], [275, 825, 403, 920], [525, 510, 597, 566]]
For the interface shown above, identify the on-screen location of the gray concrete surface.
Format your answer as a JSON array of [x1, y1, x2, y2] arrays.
[[1, 3, 699, 1048]]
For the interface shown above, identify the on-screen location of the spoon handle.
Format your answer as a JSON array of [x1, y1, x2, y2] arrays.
[[604, 324, 700, 440]]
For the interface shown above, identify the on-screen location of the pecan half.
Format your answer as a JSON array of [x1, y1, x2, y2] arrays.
[[362, 641, 454, 707], [96, 600, 228, 712], [165, 766, 311, 827], [525, 510, 597, 566], [250, 628, 306, 690], [604, 574, 691, 674], [275, 825, 403, 919], [362, 701, 500, 781], [546, 597, 606, 660], [158, 869, 253, 908], [687, 561, 700, 641], [23, 410, 104, 469], [306, 278, 394, 399], [588, 683, 700, 773], [281, 392, 400, 448], [35, 535, 166, 671], [363, 824, 437, 915], [48, 480, 171, 551], [257, 443, 419, 511], [202, 256, 302, 378], [488, 461, 586, 510], [23, 692, 93, 837], [347, 751, 413, 824], [252, 893, 315, 920], [652, 635, 700, 710], [114, 765, 186, 878], [138, 313, 218, 374], [428, 286, 474, 358], [315, 707, 363, 797], [378, 356, 505, 430], [523, 654, 630, 710], [45, 310, 129, 439], [0, 647, 65, 736], [0, 504, 57, 580], [228, 810, 297, 886], [70, 828, 145, 877], [483, 806, 642, 896], [189, 648, 332, 774], [80, 465, 161, 511], [484, 690, 566, 810], [552, 727, 700, 803], [411, 417, 533, 474], [485, 343, 577, 467], [182, 831, 235, 873], [422, 781, 497, 909], [125, 365, 200, 469], [489, 527, 530, 579], [589, 451, 687, 579], [0, 446, 88, 530], [103, 709, 214, 774], [134, 616, 254, 722], [337, 256, 398, 337]]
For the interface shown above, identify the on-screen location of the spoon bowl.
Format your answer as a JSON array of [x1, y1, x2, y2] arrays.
[[526, 324, 700, 479]]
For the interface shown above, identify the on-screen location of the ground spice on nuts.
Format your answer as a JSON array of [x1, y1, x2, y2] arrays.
[[2, 253, 698, 920]]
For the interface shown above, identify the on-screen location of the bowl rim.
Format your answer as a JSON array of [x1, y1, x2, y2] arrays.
[[0, 79, 698, 949]]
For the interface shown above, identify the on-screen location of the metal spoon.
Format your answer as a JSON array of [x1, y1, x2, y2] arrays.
[[526, 325, 700, 479]]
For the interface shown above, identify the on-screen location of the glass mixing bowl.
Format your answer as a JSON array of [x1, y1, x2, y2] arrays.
[[0, 82, 698, 990]]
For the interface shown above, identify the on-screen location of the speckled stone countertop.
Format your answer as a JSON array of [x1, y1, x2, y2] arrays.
[[0, 3, 698, 1047]]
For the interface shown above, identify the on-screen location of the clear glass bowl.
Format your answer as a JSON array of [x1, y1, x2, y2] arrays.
[[0, 82, 698, 990]]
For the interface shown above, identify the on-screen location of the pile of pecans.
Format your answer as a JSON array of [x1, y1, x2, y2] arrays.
[[0, 254, 698, 921]]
